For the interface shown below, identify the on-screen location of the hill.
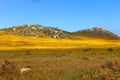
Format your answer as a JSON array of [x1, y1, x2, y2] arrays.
[[4, 24, 71, 39], [0, 24, 120, 50], [1, 25, 119, 40], [73, 27, 120, 39]]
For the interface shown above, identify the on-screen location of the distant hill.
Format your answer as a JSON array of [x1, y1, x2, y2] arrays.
[[1, 25, 120, 39], [73, 27, 120, 39], [3, 24, 71, 38]]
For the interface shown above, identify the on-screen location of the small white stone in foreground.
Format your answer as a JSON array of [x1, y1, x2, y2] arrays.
[[20, 68, 32, 73]]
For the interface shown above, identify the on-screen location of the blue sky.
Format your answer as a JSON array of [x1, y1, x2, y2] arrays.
[[0, 0, 120, 35]]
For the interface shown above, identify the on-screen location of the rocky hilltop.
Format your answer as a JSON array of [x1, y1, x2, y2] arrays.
[[73, 27, 119, 39], [5, 24, 71, 38]]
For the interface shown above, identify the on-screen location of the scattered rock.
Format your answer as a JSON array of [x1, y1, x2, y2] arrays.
[[4, 25, 120, 39], [12, 28, 16, 31], [6, 24, 71, 39], [20, 68, 32, 74]]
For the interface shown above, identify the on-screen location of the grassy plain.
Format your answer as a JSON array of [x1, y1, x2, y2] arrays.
[[0, 30, 120, 80]]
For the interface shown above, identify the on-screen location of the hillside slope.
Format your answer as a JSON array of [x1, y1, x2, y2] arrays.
[[0, 29, 120, 50], [73, 27, 120, 39], [0, 24, 120, 50], [2, 25, 119, 40], [4, 24, 71, 39]]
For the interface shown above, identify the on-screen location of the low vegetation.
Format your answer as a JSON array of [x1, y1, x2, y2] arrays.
[[0, 49, 120, 80], [0, 27, 120, 80]]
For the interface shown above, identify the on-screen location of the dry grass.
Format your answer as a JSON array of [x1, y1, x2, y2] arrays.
[[0, 49, 120, 80], [0, 31, 120, 80]]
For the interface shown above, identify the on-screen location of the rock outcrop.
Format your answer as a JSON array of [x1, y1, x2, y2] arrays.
[[6, 24, 71, 38], [1, 25, 119, 39], [73, 27, 120, 39]]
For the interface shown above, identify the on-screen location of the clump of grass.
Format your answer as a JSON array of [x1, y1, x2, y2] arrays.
[[107, 48, 113, 51], [68, 51, 72, 54], [99, 70, 109, 80], [101, 60, 120, 72], [99, 57, 104, 59], [24, 52, 31, 55], [63, 70, 88, 80], [91, 52, 96, 55], [0, 60, 20, 79], [24, 50, 31, 55], [81, 56, 89, 60], [83, 48, 91, 52], [100, 60, 120, 80]]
